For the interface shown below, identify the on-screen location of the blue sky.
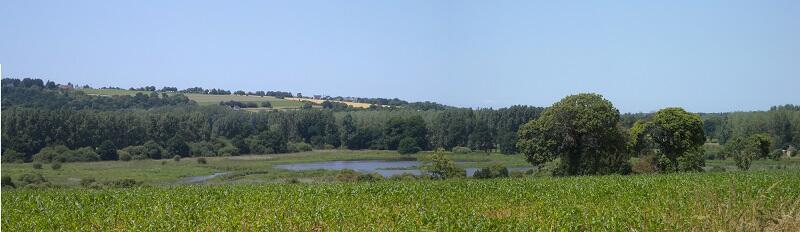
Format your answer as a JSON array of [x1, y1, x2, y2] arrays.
[[1, 0, 798, 113]]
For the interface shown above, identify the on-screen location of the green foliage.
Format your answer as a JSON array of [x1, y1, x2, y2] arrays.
[[15, 173, 49, 188], [217, 146, 239, 156], [473, 163, 509, 179], [247, 130, 288, 154], [383, 116, 428, 151], [397, 137, 421, 154], [516, 93, 628, 175], [97, 140, 117, 160], [32, 163, 42, 169], [143, 141, 164, 159], [1, 176, 15, 188], [197, 157, 207, 164], [422, 149, 465, 179], [173, 155, 181, 162], [287, 142, 312, 153], [1, 150, 25, 163], [32, 145, 99, 163], [166, 136, 190, 157], [452, 146, 472, 154], [118, 150, 132, 161], [50, 162, 62, 170], [633, 108, 706, 172]]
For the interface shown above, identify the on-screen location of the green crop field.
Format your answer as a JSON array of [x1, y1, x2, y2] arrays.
[[3, 171, 799, 231]]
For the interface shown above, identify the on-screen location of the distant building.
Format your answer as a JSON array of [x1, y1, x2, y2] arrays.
[[313, 95, 322, 100]]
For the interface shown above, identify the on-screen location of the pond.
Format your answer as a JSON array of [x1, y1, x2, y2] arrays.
[[273, 160, 534, 177]]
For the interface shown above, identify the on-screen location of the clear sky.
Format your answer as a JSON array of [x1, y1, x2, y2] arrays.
[[1, 1, 798, 113]]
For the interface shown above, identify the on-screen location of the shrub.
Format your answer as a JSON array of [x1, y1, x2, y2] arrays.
[[452, 146, 472, 154], [285, 178, 300, 184], [217, 146, 240, 156], [388, 173, 420, 181], [173, 155, 181, 162], [357, 173, 384, 182], [56, 147, 99, 162], [16, 173, 49, 188], [197, 157, 207, 164], [80, 178, 97, 187], [32, 145, 70, 163], [1, 176, 15, 188], [336, 169, 361, 182], [104, 179, 143, 188], [422, 149, 465, 179], [709, 166, 726, 172], [1, 150, 25, 163], [119, 146, 148, 160], [32, 163, 43, 169], [118, 151, 132, 161], [397, 137, 421, 154], [161, 161, 167, 165], [288, 142, 312, 153], [50, 162, 62, 170], [632, 155, 658, 174], [769, 149, 783, 160], [323, 144, 336, 150], [143, 141, 164, 159], [509, 170, 526, 178], [473, 164, 509, 179]]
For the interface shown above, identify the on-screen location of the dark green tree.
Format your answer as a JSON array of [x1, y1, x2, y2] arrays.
[[516, 93, 628, 175]]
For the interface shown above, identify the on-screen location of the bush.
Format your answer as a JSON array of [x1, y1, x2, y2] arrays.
[[118, 151, 132, 161], [104, 179, 143, 188], [50, 162, 62, 170], [335, 169, 361, 182], [32, 145, 70, 163], [323, 144, 336, 150], [1, 150, 25, 163], [632, 155, 658, 174], [56, 147, 99, 162], [80, 178, 97, 188], [197, 157, 207, 164], [769, 149, 783, 160], [32, 163, 43, 169], [388, 173, 420, 181], [452, 146, 472, 154], [217, 146, 240, 156], [397, 137, 421, 154], [709, 166, 726, 172], [288, 142, 312, 153], [473, 164, 509, 179], [1, 176, 15, 188], [422, 149, 465, 179], [509, 170, 526, 178], [16, 173, 49, 188], [119, 146, 149, 160], [173, 155, 181, 162]]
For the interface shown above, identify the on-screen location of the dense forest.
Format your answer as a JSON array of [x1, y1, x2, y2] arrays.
[[2, 78, 798, 167]]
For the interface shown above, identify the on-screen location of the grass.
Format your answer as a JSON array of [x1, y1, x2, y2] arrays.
[[3, 171, 799, 230]]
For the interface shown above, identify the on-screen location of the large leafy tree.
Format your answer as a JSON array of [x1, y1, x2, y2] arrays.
[[637, 107, 706, 172], [516, 93, 628, 175]]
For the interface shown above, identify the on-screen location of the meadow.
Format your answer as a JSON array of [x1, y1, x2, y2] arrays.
[[2, 170, 799, 231]]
